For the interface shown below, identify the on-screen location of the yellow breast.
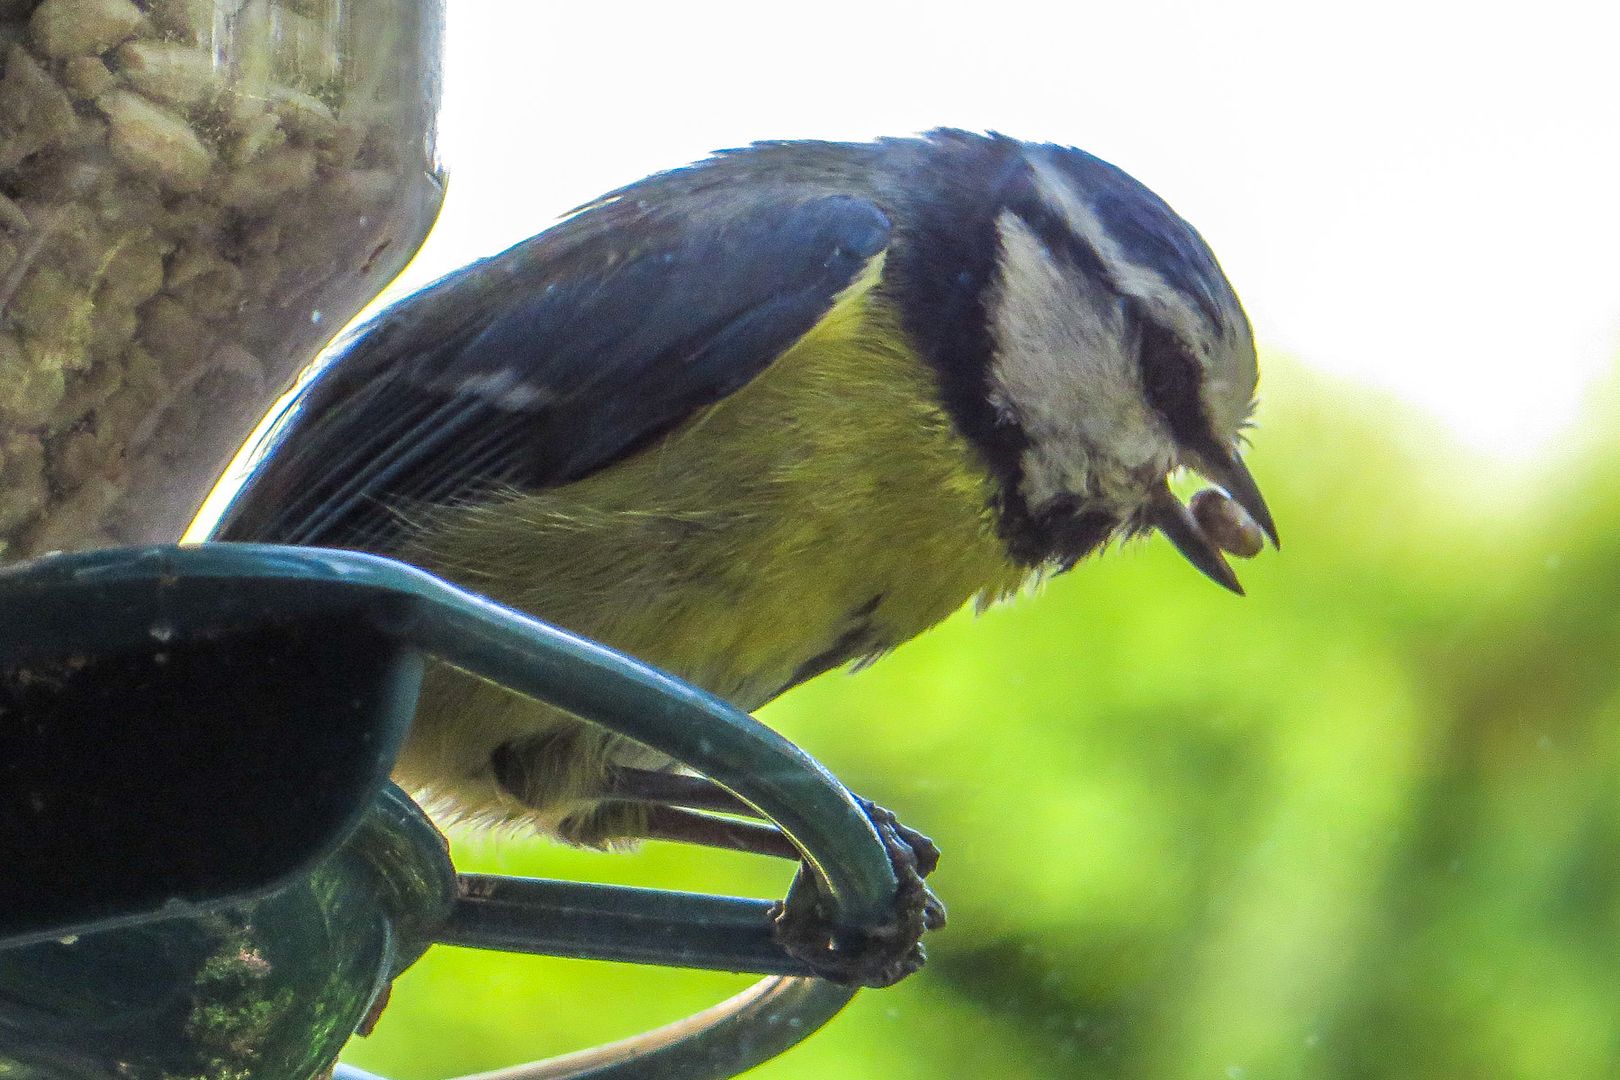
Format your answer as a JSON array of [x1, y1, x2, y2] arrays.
[[393, 277, 1030, 824]]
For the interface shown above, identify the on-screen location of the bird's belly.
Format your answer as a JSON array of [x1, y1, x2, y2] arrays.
[[391, 516, 1019, 829]]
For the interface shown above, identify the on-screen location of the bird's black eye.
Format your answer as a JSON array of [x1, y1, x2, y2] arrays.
[[1135, 311, 1210, 447]]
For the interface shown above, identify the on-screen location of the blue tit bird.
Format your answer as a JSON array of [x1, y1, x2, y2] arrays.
[[212, 129, 1276, 984]]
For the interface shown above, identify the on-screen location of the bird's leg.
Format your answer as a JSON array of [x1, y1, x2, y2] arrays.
[[600, 767, 940, 877], [594, 767, 946, 988], [578, 766, 797, 856], [637, 804, 801, 859], [600, 766, 764, 816]]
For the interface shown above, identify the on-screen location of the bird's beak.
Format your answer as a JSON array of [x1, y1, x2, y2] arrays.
[[1146, 486, 1245, 595], [1145, 449, 1279, 596], [1193, 446, 1280, 550]]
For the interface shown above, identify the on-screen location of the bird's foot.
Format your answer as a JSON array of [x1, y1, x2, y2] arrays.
[[770, 799, 945, 988], [574, 769, 946, 985]]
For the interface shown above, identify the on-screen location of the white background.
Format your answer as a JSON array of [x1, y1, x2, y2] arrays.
[[389, 1, 1620, 461]]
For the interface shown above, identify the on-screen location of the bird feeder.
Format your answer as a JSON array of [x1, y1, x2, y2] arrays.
[[0, 3, 930, 1077], [0, 543, 910, 1079]]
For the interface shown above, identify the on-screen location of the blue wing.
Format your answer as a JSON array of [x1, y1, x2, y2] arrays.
[[214, 194, 892, 551]]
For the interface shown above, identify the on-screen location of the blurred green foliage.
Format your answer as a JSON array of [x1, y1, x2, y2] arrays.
[[343, 356, 1620, 1079]]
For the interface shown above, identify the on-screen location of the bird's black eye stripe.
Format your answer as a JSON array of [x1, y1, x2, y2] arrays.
[[1134, 306, 1212, 445], [1006, 185, 1216, 451], [1007, 195, 1114, 291]]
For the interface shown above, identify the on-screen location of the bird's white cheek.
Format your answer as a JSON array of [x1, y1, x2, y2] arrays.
[[987, 212, 1171, 508]]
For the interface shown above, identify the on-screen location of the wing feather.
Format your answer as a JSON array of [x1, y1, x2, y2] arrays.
[[214, 193, 892, 550]]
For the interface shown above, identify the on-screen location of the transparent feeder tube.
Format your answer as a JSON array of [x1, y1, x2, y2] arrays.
[[0, 0, 446, 559]]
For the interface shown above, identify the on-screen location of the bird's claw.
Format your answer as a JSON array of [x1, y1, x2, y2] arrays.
[[770, 798, 944, 988]]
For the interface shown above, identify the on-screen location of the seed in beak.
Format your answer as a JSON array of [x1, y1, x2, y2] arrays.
[[1190, 487, 1266, 559]]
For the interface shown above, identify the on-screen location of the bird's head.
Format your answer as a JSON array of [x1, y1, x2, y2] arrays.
[[901, 134, 1277, 591]]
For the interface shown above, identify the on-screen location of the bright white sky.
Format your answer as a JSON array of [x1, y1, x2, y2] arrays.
[[384, 1, 1620, 460]]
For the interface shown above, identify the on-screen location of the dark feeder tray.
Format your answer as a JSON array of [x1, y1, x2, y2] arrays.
[[0, 544, 911, 1079]]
